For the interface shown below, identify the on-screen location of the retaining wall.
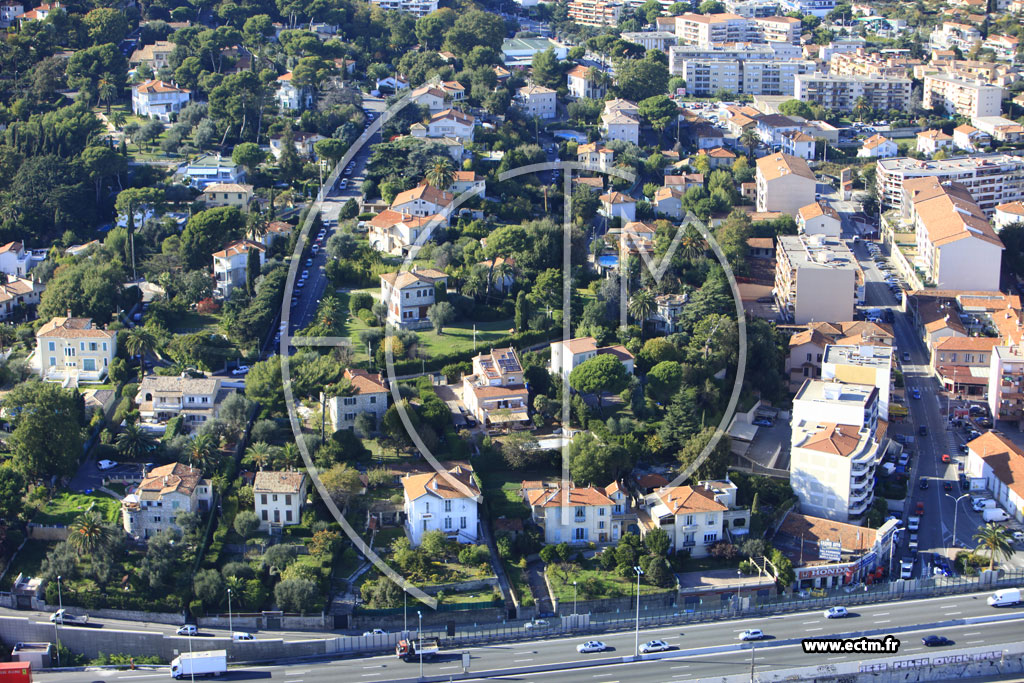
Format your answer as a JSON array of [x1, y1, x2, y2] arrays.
[[32, 601, 183, 626], [349, 606, 507, 631], [199, 614, 328, 631]]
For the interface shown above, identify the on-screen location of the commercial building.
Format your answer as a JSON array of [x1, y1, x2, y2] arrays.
[[792, 73, 912, 114], [775, 235, 860, 324], [789, 380, 883, 522], [875, 153, 1024, 214], [922, 74, 1003, 119], [931, 336, 1000, 397], [755, 152, 816, 214]]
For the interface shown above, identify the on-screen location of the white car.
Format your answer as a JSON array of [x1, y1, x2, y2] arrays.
[[824, 606, 849, 619], [639, 640, 670, 653], [301, 270, 309, 280], [576, 641, 608, 653], [738, 629, 765, 641], [232, 632, 254, 641], [97, 459, 118, 470], [176, 625, 198, 636], [525, 619, 549, 630], [232, 365, 250, 376], [362, 628, 387, 636], [1014, 530, 1024, 541], [306, 259, 313, 267]]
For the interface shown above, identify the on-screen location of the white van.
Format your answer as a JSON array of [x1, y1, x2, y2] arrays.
[[983, 508, 1010, 522], [987, 588, 1021, 606]]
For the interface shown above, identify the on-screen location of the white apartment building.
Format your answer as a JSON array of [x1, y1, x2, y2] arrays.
[[35, 315, 117, 383], [254, 471, 308, 530], [875, 153, 1024, 214], [988, 344, 1024, 424], [522, 482, 621, 545], [972, 116, 1024, 143], [131, 80, 190, 121], [966, 431, 1024, 522], [778, 0, 834, 16], [669, 43, 802, 76], [566, 0, 623, 26], [822, 344, 893, 420], [792, 74, 912, 114], [327, 368, 388, 432], [755, 152, 816, 214], [601, 99, 640, 145], [620, 31, 677, 51], [903, 177, 1004, 291], [403, 465, 481, 546], [726, 0, 779, 17], [380, 267, 448, 329], [775, 235, 860, 324], [674, 57, 816, 97], [929, 22, 982, 53], [643, 486, 728, 557], [135, 374, 231, 433], [550, 336, 634, 384], [122, 463, 212, 540], [367, 0, 437, 16], [577, 143, 614, 172], [516, 84, 557, 119], [212, 239, 265, 299], [673, 13, 800, 46], [790, 380, 882, 522], [922, 75, 1003, 119], [566, 65, 607, 100]]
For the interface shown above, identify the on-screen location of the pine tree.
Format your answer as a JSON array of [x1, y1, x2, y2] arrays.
[[246, 247, 260, 296]]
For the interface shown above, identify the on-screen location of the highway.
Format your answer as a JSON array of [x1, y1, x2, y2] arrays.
[[36, 593, 1024, 683]]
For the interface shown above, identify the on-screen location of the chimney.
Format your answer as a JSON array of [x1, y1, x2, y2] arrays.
[[66, 308, 72, 318]]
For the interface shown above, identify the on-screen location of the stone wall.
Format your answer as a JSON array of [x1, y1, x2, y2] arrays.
[[419, 578, 498, 595], [350, 606, 508, 632], [32, 601, 184, 626], [27, 525, 70, 541], [566, 590, 676, 617], [199, 613, 328, 631]]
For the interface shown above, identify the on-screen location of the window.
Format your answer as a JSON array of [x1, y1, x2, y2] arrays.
[[706, 514, 716, 525], [444, 517, 452, 529], [425, 502, 430, 512], [153, 516, 161, 523], [423, 520, 428, 531], [460, 516, 466, 528], [684, 514, 694, 525], [261, 494, 268, 504], [574, 527, 587, 540], [598, 521, 605, 529], [370, 396, 377, 404], [574, 506, 585, 519], [286, 510, 292, 522], [272, 494, 278, 502], [444, 500, 452, 512], [343, 397, 356, 406], [261, 510, 268, 521], [803, 367, 809, 377], [599, 507, 605, 516], [285, 495, 291, 506], [806, 352, 811, 361], [614, 504, 622, 514], [950, 353, 957, 362], [816, 353, 822, 362], [48, 341, 55, 352], [703, 532, 718, 544]]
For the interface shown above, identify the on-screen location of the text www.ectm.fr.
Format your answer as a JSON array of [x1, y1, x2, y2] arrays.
[[802, 636, 901, 654]]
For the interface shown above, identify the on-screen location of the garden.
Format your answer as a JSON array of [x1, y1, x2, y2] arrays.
[[543, 532, 677, 603]]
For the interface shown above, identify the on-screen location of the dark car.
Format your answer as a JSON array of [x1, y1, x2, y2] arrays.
[[919, 477, 929, 490], [753, 418, 774, 427], [975, 417, 992, 428], [919, 425, 928, 436], [911, 389, 922, 399], [960, 474, 970, 491], [943, 481, 953, 492], [922, 635, 953, 647]]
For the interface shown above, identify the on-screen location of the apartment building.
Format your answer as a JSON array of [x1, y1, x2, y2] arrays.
[[327, 368, 388, 432], [380, 267, 448, 329], [567, 0, 623, 26], [135, 374, 232, 433], [972, 116, 1024, 143], [755, 152, 815, 214], [789, 380, 882, 522], [875, 153, 1024, 214], [521, 482, 621, 545], [600, 99, 640, 144], [577, 143, 614, 172], [461, 347, 530, 429], [916, 59, 1018, 88], [620, 31, 677, 51], [254, 471, 308, 530], [775, 235, 860, 324], [828, 49, 918, 79], [367, 0, 437, 15], [903, 177, 1004, 291], [822, 344, 893, 420], [566, 65, 607, 100], [726, 0, 780, 16], [35, 315, 117, 383], [931, 336, 1000, 397], [792, 74, 912, 114], [212, 239, 265, 299], [121, 463, 212, 540], [965, 432, 1024, 522], [673, 13, 800, 46], [778, 0, 835, 16], [786, 321, 894, 392], [922, 75, 1003, 119], [988, 345, 1024, 424], [669, 42, 802, 75], [403, 465, 481, 546]]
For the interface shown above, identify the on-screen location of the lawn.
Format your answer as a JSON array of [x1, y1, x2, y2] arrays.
[[416, 319, 515, 357], [33, 493, 121, 526], [479, 470, 554, 520], [0, 539, 55, 590], [503, 559, 534, 607], [169, 310, 222, 335], [547, 558, 670, 602]]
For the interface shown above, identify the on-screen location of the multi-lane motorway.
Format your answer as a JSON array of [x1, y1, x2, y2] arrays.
[[37, 594, 1024, 683]]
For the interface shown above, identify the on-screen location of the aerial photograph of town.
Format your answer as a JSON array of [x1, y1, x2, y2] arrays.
[[0, 0, 1023, 679]]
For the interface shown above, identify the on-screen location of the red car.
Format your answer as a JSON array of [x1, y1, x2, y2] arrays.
[[941, 454, 951, 463], [916, 501, 925, 514]]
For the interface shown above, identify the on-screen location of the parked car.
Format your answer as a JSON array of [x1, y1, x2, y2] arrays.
[[362, 629, 387, 636], [824, 606, 849, 619], [50, 609, 89, 625], [919, 477, 928, 490], [639, 640, 671, 653], [97, 459, 118, 470], [576, 641, 608, 653], [738, 629, 766, 641], [916, 502, 925, 514], [752, 418, 773, 427], [922, 635, 953, 647], [943, 481, 953, 492], [919, 425, 928, 436], [911, 389, 921, 399], [941, 454, 951, 463], [231, 365, 250, 376]]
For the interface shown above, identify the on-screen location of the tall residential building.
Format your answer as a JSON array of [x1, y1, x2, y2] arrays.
[[755, 152, 816, 213], [672, 12, 800, 46], [829, 49, 919, 79], [726, 0, 779, 16], [672, 52, 816, 97], [567, 0, 623, 25], [875, 153, 1024, 214], [792, 74, 912, 114], [367, 0, 437, 15], [922, 74, 1003, 119], [989, 345, 1024, 425], [822, 344, 893, 420], [775, 235, 861, 324], [790, 380, 882, 522]]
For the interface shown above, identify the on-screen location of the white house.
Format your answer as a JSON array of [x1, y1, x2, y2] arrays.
[[35, 315, 116, 383], [601, 112, 640, 145], [212, 239, 265, 298], [461, 347, 530, 428], [550, 336, 635, 384], [653, 186, 684, 218], [599, 191, 637, 222], [643, 485, 727, 557], [521, 481, 622, 545], [451, 170, 485, 196], [0, 1, 25, 27], [275, 72, 312, 111], [268, 131, 324, 159], [0, 275, 43, 320], [254, 471, 308, 530], [566, 64, 607, 99], [131, 80, 190, 122], [380, 267, 448, 329], [796, 202, 841, 238], [368, 209, 442, 254], [916, 129, 954, 156], [577, 143, 614, 172], [966, 431, 1024, 522], [953, 124, 991, 152], [0, 241, 32, 277], [516, 84, 557, 119], [409, 85, 447, 113], [994, 201, 1024, 231], [178, 155, 246, 189], [780, 130, 816, 160], [390, 182, 454, 219], [135, 374, 231, 434], [327, 368, 389, 431], [649, 293, 688, 333], [121, 463, 212, 540], [857, 134, 897, 158], [403, 464, 481, 546], [410, 109, 475, 142]]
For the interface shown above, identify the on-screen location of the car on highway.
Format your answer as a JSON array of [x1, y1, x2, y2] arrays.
[[362, 629, 387, 636], [943, 481, 953, 492], [738, 629, 766, 641], [306, 258, 313, 267], [233, 632, 255, 641], [922, 635, 953, 647], [639, 640, 671, 653], [916, 502, 925, 514], [339, 178, 348, 189], [576, 640, 608, 653], [97, 459, 118, 470], [301, 269, 309, 280], [941, 454, 951, 463], [50, 608, 89, 625], [231, 365, 250, 376], [824, 606, 849, 619], [919, 425, 928, 436], [176, 625, 199, 636], [919, 477, 928, 490], [911, 389, 921, 399], [524, 619, 549, 630]]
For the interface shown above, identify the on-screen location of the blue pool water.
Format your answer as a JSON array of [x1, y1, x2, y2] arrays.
[[597, 254, 619, 268]]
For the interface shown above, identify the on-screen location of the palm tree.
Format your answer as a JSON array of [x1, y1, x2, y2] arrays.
[[853, 96, 870, 122], [680, 229, 706, 260], [188, 432, 218, 473], [98, 78, 118, 115], [318, 295, 343, 330], [491, 259, 516, 296], [116, 423, 156, 460], [627, 289, 655, 323], [974, 523, 1014, 572], [245, 441, 273, 471], [111, 110, 127, 130], [279, 442, 300, 471], [739, 129, 760, 157], [425, 159, 456, 191], [124, 328, 158, 380], [68, 511, 115, 556], [247, 210, 270, 242]]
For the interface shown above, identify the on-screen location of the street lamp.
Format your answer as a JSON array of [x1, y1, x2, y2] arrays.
[[573, 581, 577, 616], [888, 526, 905, 578], [188, 629, 195, 683], [55, 575, 62, 667], [736, 569, 742, 609], [227, 588, 232, 636], [404, 590, 408, 634], [417, 610, 423, 681], [946, 493, 971, 548], [633, 566, 644, 659]]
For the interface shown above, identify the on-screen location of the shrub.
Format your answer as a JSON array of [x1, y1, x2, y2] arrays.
[[189, 598, 205, 618]]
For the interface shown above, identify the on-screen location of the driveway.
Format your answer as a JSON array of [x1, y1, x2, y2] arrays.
[[525, 556, 554, 615]]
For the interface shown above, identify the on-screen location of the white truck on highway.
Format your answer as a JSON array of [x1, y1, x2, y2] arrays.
[[169, 650, 226, 679]]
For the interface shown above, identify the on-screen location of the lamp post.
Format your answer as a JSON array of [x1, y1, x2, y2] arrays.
[[189, 629, 195, 683], [417, 610, 423, 681], [55, 575, 62, 667], [736, 569, 742, 609], [633, 566, 644, 659], [227, 588, 232, 636], [404, 591, 408, 634], [888, 526, 905, 578], [945, 493, 970, 548], [573, 581, 577, 616]]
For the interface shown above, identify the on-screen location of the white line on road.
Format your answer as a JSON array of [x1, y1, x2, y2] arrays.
[[671, 665, 690, 669], [828, 656, 846, 661], [963, 632, 981, 636], [116, 675, 166, 680], [876, 620, 891, 624], [946, 611, 962, 616], [874, 612, 890, 616], [440, 666, 460, 670], [285, 672, 310, 676], [801, 621, 818, 625], [362, 665, 382, 669], [804, 627, 824, 632], [514, 658, 535, 663], [967, 640, 985, 644]]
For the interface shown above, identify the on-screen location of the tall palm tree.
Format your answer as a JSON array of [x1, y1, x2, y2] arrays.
[[279, 442, 300, 471], [116, 423, 156, 460], [491, 259, 516, 296], [318, 295, 343, 330], [853, 96, 870, 122], [974, 523, 1014, 572], [98, 78, 118, 115], [188, 432, 218, 473], [680, 229, 706, 260], [68, 511, 115, 556], [425, 159, 456, 191], [111, 110, 127, 130], [124, 328, 158, 380], [627, 289, 655, 323], [245, 441, 273, 471], [247, 210, 270, 242], [739, 129, 760, 157]]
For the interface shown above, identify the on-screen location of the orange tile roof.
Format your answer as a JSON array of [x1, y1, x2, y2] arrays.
[[343, 368, 388, 395], [655, 485, 727, 514], [861, 133, 892, 150], [254, 470, 306, 493], [402, 465, 480, 501], [917, 129, 953, 141], [798, 202, 840, 222], [529, 485, 613, 508], [137, 462, 205, 498], [135, 79, 189, 94], [212, 239, 265, 259], [933, 336, 1001, 351], [600, 191, 636, 204], [37, 316, 115, 339], [756, 153, 814, 182], [800, 423, 862, 457], [968, 431, 1024, 499], [777, 511, 877, 553], [391, 183, 454, 208]]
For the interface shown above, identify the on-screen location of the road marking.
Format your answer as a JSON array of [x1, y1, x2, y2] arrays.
[[828, 656, 846, 661], [963, 632, 981, 636], [946, 611, 962, 616], [874, 612, 890, 616], [116, 676, 166, 680], [968, 640, 985, 644], [285, 672, 309, 676], [440, 665, 460, 670], [801, 620, 818, 625], [804, 627, 823, 632], [362, 665, 382, 669], [875, 620, 891, 624], [514, 658, 535, 663], [671, 665, 690, 670], [361, 675, 380, 678]]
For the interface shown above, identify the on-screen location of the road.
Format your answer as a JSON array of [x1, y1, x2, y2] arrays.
[[35, 594, 1024, 683]]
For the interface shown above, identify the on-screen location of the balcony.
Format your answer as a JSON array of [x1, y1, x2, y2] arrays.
[[682, 540, 697, 548]]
